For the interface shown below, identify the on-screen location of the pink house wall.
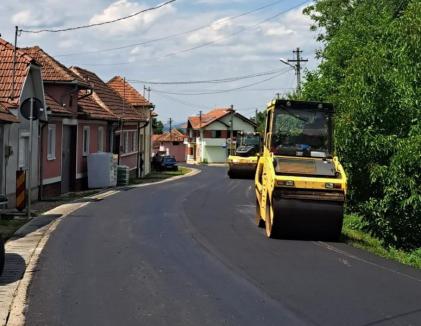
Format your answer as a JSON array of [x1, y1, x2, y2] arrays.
[[159, 142, 186, 162], [77, 122, 109, 175], [42, 119, 63, 180], [119, 124, 139, 170]]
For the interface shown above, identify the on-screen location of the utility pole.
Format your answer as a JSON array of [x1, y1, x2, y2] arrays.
[[11, 26, 19, 100], [144, 86, 151, 101], [287, 47, 308, 95]]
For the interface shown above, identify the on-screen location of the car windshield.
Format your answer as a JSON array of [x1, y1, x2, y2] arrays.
[[238, 134, 260, 147], [271, 107, 331, 157]]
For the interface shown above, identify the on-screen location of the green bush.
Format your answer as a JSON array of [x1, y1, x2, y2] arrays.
[[301, 0, 421, 249]]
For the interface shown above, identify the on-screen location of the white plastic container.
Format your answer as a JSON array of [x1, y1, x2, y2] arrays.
[[87, 152, 117, 188]]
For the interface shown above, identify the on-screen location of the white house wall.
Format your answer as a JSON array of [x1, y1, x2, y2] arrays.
[[4, 65, 45, 207], [219, 115, 255, 133]]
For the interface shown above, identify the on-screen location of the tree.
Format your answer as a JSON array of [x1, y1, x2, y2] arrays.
[[253, 110, 266, 134], [301, 0, 420, 249], [152, 118, 164, 134]]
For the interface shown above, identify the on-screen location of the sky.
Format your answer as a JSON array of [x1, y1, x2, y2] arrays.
[[0, 0, 319, 125]]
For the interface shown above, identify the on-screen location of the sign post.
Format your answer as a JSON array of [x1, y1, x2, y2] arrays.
[[19, 97, 43, 219], [27, 98, 33, 219]]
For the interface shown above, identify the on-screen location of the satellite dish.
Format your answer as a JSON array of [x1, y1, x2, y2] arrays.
[[20, 97, 43, 120]]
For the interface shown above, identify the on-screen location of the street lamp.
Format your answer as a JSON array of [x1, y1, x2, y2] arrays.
[[279, 57, 295, 69]]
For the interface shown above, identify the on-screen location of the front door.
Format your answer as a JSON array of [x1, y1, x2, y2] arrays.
[[61, 126, 76, 194]]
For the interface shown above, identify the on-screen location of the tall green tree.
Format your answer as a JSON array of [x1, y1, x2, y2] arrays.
[[152, 118, 164, 134], [301, 0, 420, 248]]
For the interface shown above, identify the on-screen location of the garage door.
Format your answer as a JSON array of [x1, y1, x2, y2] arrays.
[[205, 146, 227, 163]]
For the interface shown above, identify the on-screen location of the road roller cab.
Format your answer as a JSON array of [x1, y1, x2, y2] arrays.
[[255, 99, 347, 240], [227, 132, 262, 179]]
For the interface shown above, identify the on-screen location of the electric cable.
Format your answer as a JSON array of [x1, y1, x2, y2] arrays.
[[54, 0, 287, 57], [20, 0, 176, 33]]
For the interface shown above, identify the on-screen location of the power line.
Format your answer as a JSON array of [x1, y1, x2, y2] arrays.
[[66, 1, 308, 67], [20, 0, 176, 34], [151, 68, 291, 95], [156, 92, 211, 111], [54, 0, 287, 57], [127, 68, 284, 85], [162, 1, 308, 58]]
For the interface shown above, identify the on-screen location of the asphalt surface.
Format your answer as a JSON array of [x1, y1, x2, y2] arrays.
[[26, 166, 421, 326]]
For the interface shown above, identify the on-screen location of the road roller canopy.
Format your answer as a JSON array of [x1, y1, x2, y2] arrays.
[[237, 132, 261, 147], [270, 100, 333, 158]]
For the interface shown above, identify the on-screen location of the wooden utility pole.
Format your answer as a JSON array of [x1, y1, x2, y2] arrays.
[[287, 48, 308, 95]]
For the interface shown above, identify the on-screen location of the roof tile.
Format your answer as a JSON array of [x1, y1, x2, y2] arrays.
[[71, 67, 146, 122], [107, 76, 152, 107]]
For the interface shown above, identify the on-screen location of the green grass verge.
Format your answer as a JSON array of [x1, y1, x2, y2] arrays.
[[342, 214, 421, 269], [0, 218, 29, 240], [130, 166, 191, 185]]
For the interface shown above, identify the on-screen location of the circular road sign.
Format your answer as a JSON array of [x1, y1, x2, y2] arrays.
[[20, 97, 43, 120]]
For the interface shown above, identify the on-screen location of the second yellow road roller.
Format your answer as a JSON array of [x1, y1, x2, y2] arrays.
[[227, 131, 262, 179]]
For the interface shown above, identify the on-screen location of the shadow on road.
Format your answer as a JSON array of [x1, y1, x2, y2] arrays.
[[12, 214, 62, 239], [0, 253, 25, 285]]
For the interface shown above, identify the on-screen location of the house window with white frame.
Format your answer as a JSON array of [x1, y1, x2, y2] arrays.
[[132, 131, 138, 153], [122, 130, 138, 154], [47, 124, 56, 160], [97, 126, 104, 152], [18, 134, 29, 169], [82, 126, 90, 156]]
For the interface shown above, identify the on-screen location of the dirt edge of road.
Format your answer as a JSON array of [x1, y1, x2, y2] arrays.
[[2, 168, 200, 326]]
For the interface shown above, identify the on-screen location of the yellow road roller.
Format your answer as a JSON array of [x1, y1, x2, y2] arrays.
[[255, 99, 347, 240], [227, 132, 262, 179]]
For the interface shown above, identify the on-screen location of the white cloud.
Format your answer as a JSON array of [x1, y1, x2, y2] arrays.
[[89, 0, 175, 36], [0, 0, 317, 122]]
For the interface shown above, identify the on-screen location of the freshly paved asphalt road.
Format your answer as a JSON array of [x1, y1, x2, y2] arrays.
[[26, 166, 421, 326]]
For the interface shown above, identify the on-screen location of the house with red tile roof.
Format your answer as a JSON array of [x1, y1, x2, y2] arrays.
[[0, 38, 46, 208], [71, 67, 147, 177], [21, 46, 118, 197], [186, 107, 256, 163], [152, 129, 187, 162], [107, 76, 154, 176]]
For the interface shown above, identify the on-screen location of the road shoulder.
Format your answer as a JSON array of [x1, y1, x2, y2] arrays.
[[0, 167, 200, 326]]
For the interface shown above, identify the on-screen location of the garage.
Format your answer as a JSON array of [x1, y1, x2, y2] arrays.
[[205, 146, 227, 163]]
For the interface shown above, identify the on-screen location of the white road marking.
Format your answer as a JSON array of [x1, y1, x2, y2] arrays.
[[315, 241, 421, 283]]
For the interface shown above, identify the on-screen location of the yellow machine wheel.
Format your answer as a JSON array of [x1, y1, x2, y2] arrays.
[[255, 198, 264, 228], [265, 196, 279, 238]]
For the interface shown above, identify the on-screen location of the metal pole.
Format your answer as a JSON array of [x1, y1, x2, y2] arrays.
[[27, 98, 33, 219], [295, 48, 301, 94], [11, 26, 18, 100]]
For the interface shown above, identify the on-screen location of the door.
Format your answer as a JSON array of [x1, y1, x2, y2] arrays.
[[61, 126, 76, 193]]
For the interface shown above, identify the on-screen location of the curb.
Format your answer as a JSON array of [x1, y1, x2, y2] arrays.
[[0, 167, 200, 326]]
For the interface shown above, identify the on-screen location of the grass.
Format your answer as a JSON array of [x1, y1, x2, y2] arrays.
[[0, 218, 29, 240], [0, 189, 102, 241], [130, 166, 191, 185], [342, 214, 421, 269]]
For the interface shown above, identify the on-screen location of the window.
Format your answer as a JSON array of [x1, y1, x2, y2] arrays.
[[47, 124, 56, 160], [18, 135, 29, 169], [97, 126, 104, 152], [122, 130, 138, 154], [211, 130, 221, 138], [132, 131, 138, 152], [83, 126, 90, 156]]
